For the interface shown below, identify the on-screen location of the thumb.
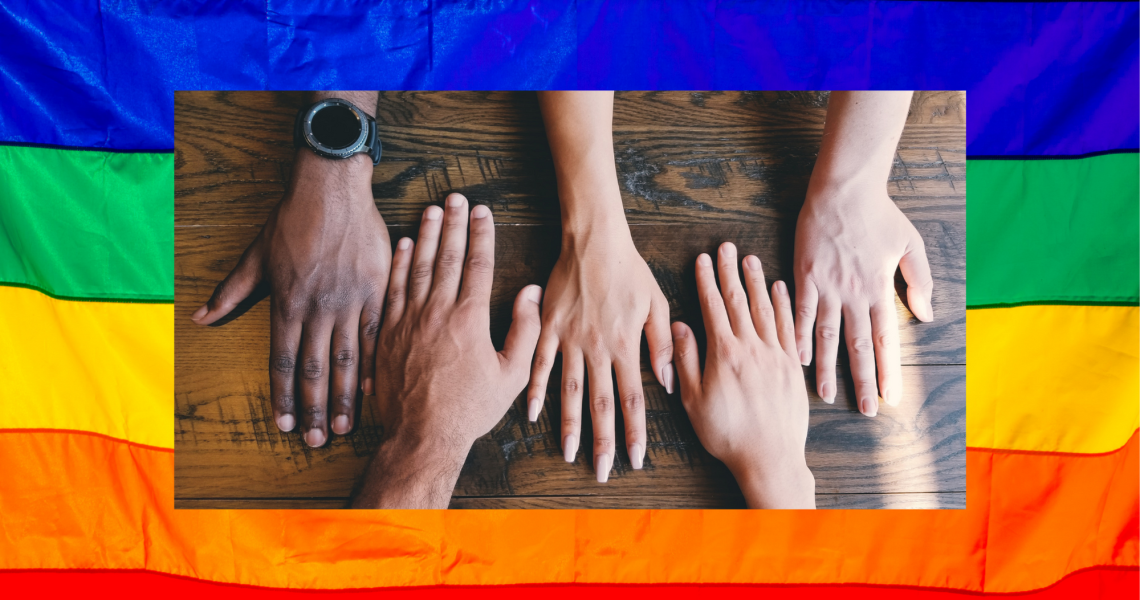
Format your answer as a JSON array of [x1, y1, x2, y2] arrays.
[[670, 321, 702, 401], [899, 230, 934, 322], [499, 285, 544, 382], [191, 243, 264, 325]]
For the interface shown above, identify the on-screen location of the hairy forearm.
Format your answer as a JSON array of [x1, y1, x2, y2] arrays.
[[309, 90, 378, 117], [809, 91, 912, 198], [352, 430, 470, 509], [537, 91, 627, 236]]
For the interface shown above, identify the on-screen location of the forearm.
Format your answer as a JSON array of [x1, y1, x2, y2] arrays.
[[536, 91, 627, 237], [352, 430, 470, 509], [809, 91, 912, 198]]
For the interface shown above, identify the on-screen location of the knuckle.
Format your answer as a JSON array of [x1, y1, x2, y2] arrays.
[[754, 304, 774, 322], [656, 342, 674, 360], [273, 393, 295, 413], [704, 294, 726, 313], [271, 352, 296, 375], [465, 253, 493, 275], [725, 288, 746, 307], [621, 391, 644, 413], [851, 336, 875, 354], [562, 415, 580, 431], [563, 377, 582, 397], [585, 331, 607, 355], [302, 403, 325, 420], [591, 394, 614, 415], [334, 349, 356, 369], [797, 306, 815, 320], [333, 393, 355, 410], [411, 262, 434, 283], [385, 287, 405, 310], [302, 357, 325, 380], [437, 250, 464, 269], [533, 352, 552, 373], [876, 332, 894, 349], [817, 325, 839, 342]]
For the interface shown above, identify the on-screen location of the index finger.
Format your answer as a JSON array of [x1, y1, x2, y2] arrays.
[[614, 355, 646, 470], [459, 203, 495, 305], [871, 300, 902, 407]]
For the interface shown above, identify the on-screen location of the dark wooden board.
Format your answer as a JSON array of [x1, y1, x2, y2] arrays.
[[174, 91, 966, 509]]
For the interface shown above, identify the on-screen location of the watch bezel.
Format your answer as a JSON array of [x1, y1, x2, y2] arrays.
[[301, 99, 370, 159]]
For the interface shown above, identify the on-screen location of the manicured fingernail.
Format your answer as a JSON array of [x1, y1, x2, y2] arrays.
[[563, 435, 578, 462], [397, 237, 411, 250], [527, 397, 541, 422], [745, 255, 760, 270], [799, 350, 809, 365], [276, 414, 295, 432], [472, 204, 490, 219], [305, 428, 326, 447], [447, 194, 464, 207], [630, 444, 644, 470], [661, 363, 674, 394], [425, 205, 442, 220], [595, 453, 612, 483], [332, 415, 351, 435], [820, 382, 834, 403], [775, 280, 787, 295], [698, 253, 712, 266], [861, 397, 879, 417], [524, 285, 542, 303], [362, 377, 373, 395], [191, 305, 208, 321]]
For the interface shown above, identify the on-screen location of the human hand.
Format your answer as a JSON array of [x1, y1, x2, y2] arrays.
[[793, 180, 933, 417], [526, 218, 672, 482], [671, 243, 814, 509], [353, 194, 542, 509], [190, 150, 391, 446]]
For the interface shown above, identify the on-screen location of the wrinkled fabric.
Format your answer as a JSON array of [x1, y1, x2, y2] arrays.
[[0, 1, 1135, 153]]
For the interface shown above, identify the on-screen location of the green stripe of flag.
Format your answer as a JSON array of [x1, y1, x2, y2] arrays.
[[967, 153, 1139, 308], [0, 145, 172, 303]]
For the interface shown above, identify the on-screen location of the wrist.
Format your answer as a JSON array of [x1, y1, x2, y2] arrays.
[[353, 427, 471, 509], [728, 454, 816, 509], [288, 149, 375, 209]]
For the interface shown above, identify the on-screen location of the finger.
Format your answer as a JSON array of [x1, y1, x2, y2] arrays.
[[695, 253, 732, 338], [500, 285, 544, 403], [793, 277, 819, 366], [670, 321, 702, 398], [587, 357, 617, 483], [871, 299, 903, 407], [459, 203, 496, 305], [329, 320, 359, 435], [742, 255, 777, 343], [269, 303, 302, 433], [408, 205, 444, 306], [644, 289, 674, 395], [717, 242, 752, 337], [298, 319, 334, 447], [358, 290, 383, 396], [843, 304, 879, 418], [771, 281, 798, 359], [191, 241, 263, 325], [429, 193, 469, 304], [560, 349, 584, 463], [814, 296, 841, 404], [526, 330, 559, 427], [383, 237, 414, 326], [900, 230, 934, 322], [614, 356, 647, 470]]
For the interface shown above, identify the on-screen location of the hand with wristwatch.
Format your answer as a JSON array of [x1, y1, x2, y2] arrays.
[[191, 92, 391, 448]]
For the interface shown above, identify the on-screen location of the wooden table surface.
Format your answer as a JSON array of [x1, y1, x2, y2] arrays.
[[174, 91, 966, 509]]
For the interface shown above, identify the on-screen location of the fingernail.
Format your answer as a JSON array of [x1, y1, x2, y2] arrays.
[[722, 242, 736, 257], [305, 428, 326, 447], [775, 280, 787, 295], [630, 444, 644, 469], [447, 194, 464, 207], [662, 363, 674, 394], [425, 206, 442, 220], [527, 397, 541, 422], [276, 414, 295, 432], [595, 453, 612, 483], [861, 396, 879, 417], [397, 237, 411, 250], [925, 300, 935, 321], [745, 255, 760, 270], [799, 350, 809, 365], [882, 386, 894, 406], [362, 377, 373, 395], [332, 415, 350, 435], [563, 435, 578, 462], [191, 305, 208, 321], [698, 253, 712, 266], [524, 285, 542, 303], [820, 382, 834, 403], [472, 204, 490, 219]]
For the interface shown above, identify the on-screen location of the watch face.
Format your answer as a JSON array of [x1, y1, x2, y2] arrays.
[[310, 104, 362, 150]]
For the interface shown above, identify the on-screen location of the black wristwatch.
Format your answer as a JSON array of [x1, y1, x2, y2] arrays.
[[293, 98, 382, 165]]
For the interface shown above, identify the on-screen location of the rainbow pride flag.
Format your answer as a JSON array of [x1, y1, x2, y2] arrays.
[[0, 2, 1135, 597]]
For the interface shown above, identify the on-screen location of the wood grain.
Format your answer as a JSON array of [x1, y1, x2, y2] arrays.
[[174, 91, 966, 509]]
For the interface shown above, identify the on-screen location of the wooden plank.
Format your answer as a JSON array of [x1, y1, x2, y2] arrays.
[[175, 91, 964, 227], [175, 492, 965, 510]]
